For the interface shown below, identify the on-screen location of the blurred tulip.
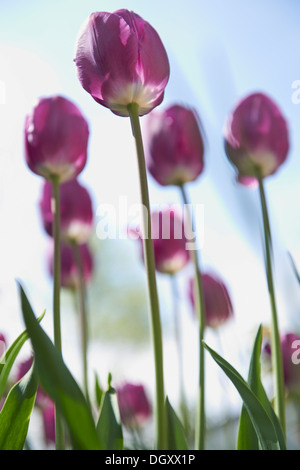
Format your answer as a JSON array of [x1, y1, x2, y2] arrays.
[[224, 92, 289, 181], [117, 382, 152, 428], [39, 179, 93, 244], [74, 9, 170, 117], [24, 95, 89, 183], [47, 242, 94, 289], [130, 206, 190, 274], [0, 333, 6, 358], [41, 400, 55, 445], [264, 332, 300, 394], [145, 104, 205, 186], [189, 272, 233, 329]]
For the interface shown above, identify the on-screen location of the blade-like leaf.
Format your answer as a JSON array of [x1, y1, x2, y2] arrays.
[[203, 341, 281, 450], [166, 397, 189, 450], [0, 310, 45, 398], [18, 281, 102, 450], [237, 325, 286, 450], [0, 362, 38, 450], [96, 380, 123, 450], [94, 372, 103, 409]]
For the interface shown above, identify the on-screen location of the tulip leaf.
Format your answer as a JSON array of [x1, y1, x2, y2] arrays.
[[96, 378, 123, 450], [203, 341, 281, 450], [237, 325, 286, 450], [0, 310, 45, 398], [166, 396, 189, 450], [17, 281, 102, 450], [0, 362, 38, 450], [94, 372, 104, 409]]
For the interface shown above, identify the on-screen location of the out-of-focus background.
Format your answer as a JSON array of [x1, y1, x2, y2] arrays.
[[1, 0, 300, 449]]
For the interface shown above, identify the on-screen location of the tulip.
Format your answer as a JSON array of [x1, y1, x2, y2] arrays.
[[0, 333, 6, 358], [24, 95, 89, 183], [189, 272, 233, 329], [39, 179, 93, 244], [116, 382, 152, 428], [74, 9, 170, 117], [130, 207, 190, 275], [47, 242, 94, 290], [264, 332, 300, 394], [145, 104, 205, 186], [224, 92, 289, 181]]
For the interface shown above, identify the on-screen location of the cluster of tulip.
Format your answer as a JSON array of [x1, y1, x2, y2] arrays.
[[0, 8, 299, 452]]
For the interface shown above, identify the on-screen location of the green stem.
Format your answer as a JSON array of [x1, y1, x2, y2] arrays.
[[170, 274, 190, 438], [50, 175, 65, 450], [179, 183, 206, 450], [257, 175, 286, 437], [71, 241, 90, 406], [127, 102, 167, 450]]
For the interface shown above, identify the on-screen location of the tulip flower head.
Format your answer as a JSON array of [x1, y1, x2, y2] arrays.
[[189, 272, 233, 329], [47, 242, 94, 289], [145, 104, 205, 186], [224, 92, 289, 182], [39, 179, 93, 244], [116, 382, 152, 428], [264, 332, 300, 394], [130, 207, 190, 275], [0, 333, 6, 359], [74, 9, 170, 117], [24, 95, 89, 183]]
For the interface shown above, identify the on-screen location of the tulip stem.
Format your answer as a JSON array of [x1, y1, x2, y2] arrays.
[[127, 102, 167, 450], [179, 183, 206, 451], [257, 174, 286, 437], [71, 241, 90, 407], [50, 174, 65, 450]]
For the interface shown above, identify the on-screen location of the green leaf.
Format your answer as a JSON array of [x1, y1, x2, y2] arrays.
[[94, 372, 103, 409], [96, 379, 123, 450], [18, 281, 102, 450], [166, 397, 189, 450], [237, 325, 286, 450], [203, 341, 281, 450], [0, 362, 38, 450], [0, 310, 45, 398]]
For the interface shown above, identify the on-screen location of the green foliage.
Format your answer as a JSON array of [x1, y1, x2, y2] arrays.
[[165, 397, 189, 450], [96, 375, 123, 450]]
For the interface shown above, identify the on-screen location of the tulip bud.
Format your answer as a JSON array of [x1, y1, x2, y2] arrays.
[[24, 95, 89, 183], [264, 332, 300, 394], [224, 92, 289, 182], [74, 9, 170, 117], [39, 179, 93, 244], [116, 382, 152, 428], [47, 242, 94, 289], [189, 272, 233, 329], [144, 104, 205, 186], [130, 207, 190, 275]]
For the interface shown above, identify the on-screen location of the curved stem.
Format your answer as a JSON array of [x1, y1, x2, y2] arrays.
[[257, 175, 286, 437], [179, 183, 206, 450], [71, 241, 90, 406], [127, 103, 167, 450], [50, 175, 65, 450]]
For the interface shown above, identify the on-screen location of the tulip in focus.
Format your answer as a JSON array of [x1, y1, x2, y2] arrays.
[[189, 272, 233, 329], [24, 95, 89, 183], [74, 9, 170, 116], [224, 92, 289, 182], [39, 179, 93, 244], [116, 382, 152, 428], [47, 242, 94, 289], [130, 207, 190, 275], [145, 104, 205, 186]]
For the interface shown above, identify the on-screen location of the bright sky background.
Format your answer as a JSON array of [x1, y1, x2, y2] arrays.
[[1, 0, 300, 443]]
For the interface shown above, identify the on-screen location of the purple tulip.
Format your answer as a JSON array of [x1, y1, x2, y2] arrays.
[[130, 207, 190, 274], [264, 332, 300, 393], [47, 242, 94, 289], [24, 95, 89, 183], [41, 400, 55, 445], [116, 382, 152, 427], [39, 179, 93, 244], [74, 9, 170, 117], [145, 104, 205, 186], [189, 272, 233, 329], [224, 92, 289, 182]]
